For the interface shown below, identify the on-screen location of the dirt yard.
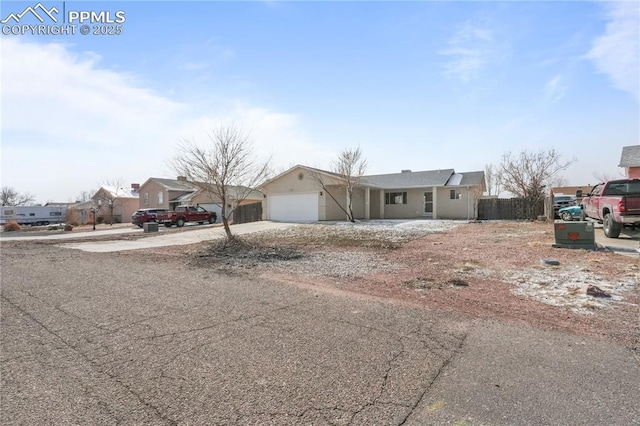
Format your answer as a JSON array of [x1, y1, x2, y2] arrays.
[[148, 220, 639, 352]]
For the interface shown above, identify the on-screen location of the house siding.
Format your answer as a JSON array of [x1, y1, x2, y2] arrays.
[[92, 188, 138, 223], [261, 167, 333, 194], [627, 167, 640, 179], [138, 181, 168, 209], [261, 166, 485, 222], [436, 186, 476, 219]]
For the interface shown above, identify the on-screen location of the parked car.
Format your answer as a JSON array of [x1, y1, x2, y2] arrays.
[[156, 205, 217, 227], [578, 179, 640, 238], [558, 205, 584, 221], [553, 195, 577, 218], [131, 208, 169, 228]]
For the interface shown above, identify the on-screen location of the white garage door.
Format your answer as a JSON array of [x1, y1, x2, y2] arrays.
[[198, 204, 223, 222], [268, 193, 319, 222]]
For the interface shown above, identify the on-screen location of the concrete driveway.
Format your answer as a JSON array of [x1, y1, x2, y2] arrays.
[[58, 221, 293, 252], [593, 223, 640, 255]]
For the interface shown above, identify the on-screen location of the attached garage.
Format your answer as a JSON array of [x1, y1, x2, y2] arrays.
[[198, 204, 223, 222], [268, 193, 319, 222]]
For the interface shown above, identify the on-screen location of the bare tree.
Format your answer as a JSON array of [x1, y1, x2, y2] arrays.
[[171, 124, 271, 241], [312, 147, 367, 222], [548, 175, 568, 191], [94, 179, 127, 225], [484, 164, 501, 196], [75, 189, 96, 203], [498, 149, 574, 219], [592, 170, 624, 183], [1, 186, 35, 206]]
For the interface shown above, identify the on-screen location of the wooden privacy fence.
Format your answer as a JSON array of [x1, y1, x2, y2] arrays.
[[233, 202, 262, 224], [477, 198, 544, 220]]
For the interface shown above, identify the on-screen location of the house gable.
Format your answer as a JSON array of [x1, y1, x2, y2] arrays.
[[260, 165, 343, 194]]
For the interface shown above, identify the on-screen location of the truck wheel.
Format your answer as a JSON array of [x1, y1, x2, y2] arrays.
[[561, 211, 572, 221], [177, 218, 185, 228], [603, 213, 622, 238]]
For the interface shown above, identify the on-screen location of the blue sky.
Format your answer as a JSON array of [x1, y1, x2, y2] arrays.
[[1, 1, 638, 203]]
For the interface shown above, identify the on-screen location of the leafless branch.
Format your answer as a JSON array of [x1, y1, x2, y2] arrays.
[[497, 149, 574, 219], [310, 147, 368, 222], [1, 186, 36, 206], [171, 123, 271, 240]]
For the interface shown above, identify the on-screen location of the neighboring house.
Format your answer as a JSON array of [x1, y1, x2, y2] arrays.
[[138, 177, 262, 219], [92, 184, 139, 224], [619, 145, 640, 179], [260, 165, 486, 222], [138, 177, 198, 211], [68, 200, 95, 225]]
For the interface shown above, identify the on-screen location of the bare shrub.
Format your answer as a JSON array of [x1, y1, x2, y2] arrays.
[[3, 220, 21, 232], [66, 208, 80, 226]]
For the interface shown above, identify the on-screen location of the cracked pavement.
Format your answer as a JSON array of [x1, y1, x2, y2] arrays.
[[2, 241, 639, 425], [1, 243, 467, 425]]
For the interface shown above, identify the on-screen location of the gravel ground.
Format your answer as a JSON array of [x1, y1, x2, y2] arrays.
[[172, 220, 639, 351]]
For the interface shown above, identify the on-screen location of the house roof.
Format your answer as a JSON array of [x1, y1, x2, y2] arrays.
[[456, 171, 486, 187], [261, 165, 486, 191], [70, 200, 95, 209], [176, 186, 263, 203], [619, 145, 640, 167], [362, 169, 455, 189], [146, 177, 198, 192], [97, 186, 139, 199], [170, 192, 196, 203]]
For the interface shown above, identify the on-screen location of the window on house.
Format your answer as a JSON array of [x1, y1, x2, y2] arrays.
[[385, 192, 407, 205], [29, 213, 36, 216], [450, 190, 462, 200], [143, 192, 149, 206], [157, 192, 163, 204]]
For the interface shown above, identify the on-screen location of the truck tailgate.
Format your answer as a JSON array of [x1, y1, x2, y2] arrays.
[[623, 195, 640, 214]]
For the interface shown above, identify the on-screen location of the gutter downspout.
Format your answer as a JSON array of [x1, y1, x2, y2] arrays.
[[467, 185, 470, 221]]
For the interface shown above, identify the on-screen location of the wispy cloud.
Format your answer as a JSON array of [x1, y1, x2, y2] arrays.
[[544, 74, 567, 104], [587, 1, 639, 103], [1, 39, 322, 202], [440, 20, 496, 82]]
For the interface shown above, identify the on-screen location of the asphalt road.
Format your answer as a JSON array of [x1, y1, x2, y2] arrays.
[[2, 239, 639, 425]]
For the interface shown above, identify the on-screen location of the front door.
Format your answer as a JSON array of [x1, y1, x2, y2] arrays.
[[424, 192, 433, 215]]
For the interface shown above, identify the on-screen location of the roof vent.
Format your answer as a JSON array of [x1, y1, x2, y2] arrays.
[[401, 169, 412, 173]]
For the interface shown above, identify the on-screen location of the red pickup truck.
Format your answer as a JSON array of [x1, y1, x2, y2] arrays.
[[157, 205, 217, 228], [578, 179, 640, 238]]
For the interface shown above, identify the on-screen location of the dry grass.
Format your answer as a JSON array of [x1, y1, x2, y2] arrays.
[[3, 220, 21, 232]]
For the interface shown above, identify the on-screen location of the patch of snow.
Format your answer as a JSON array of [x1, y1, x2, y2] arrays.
[[506, 265, 639, 315]]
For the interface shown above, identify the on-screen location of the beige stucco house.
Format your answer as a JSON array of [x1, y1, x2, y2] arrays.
[[92, 185, 139, 224], [138, 177, 262, 219], [260, 165, 486, 222]]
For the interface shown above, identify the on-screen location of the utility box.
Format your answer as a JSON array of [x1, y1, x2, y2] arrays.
[[143, 222, 159, 233], [552, 221, 595, 250]]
